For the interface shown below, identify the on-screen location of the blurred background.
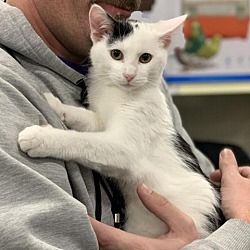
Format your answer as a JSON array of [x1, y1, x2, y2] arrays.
[[137, 0, 250, 168]]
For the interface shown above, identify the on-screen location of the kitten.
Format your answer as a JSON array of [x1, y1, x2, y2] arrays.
[[18, 4, 222, 238]]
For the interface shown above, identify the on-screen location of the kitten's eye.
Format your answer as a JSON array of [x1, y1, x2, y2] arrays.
[[139, 53, 152, 63], [110, 49, 123, 60]]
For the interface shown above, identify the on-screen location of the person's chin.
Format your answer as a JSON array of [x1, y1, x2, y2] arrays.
[[93, 2, 132, 19]]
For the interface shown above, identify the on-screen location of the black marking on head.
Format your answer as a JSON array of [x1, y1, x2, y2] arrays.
[[174, 133, 206, 177], [129, 19, 140, 24], [107, 16, 135, 44]]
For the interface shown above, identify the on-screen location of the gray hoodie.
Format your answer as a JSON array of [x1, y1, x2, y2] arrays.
[[1, 1, 249, 250]]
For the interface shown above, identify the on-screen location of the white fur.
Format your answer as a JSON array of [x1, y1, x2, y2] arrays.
[[18, 5, 219, 238]]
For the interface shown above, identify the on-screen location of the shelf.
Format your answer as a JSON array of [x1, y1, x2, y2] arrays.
[[168, 82, 250, 96]]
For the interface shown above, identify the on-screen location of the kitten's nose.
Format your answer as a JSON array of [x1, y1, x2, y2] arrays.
[[123, 73, 135, 83]]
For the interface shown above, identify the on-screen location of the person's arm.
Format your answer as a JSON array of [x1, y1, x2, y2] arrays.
[[0, 52, 98, 249], [182, 219, 250, 250]]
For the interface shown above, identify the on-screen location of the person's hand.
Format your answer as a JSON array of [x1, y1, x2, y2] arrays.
[[210, 148, 250, 223], [90, 184, 199, 250]]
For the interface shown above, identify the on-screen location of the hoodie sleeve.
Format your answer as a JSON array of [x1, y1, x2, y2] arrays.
[[0, 49, 98, 250], [182, 220, 250, 250]]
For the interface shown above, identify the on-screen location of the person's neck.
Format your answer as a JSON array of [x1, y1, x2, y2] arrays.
[[7, 0, 87, 64]]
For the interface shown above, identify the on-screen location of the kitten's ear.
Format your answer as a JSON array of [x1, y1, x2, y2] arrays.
[[89, 4, 113, 43], [158, 15, 187, 48]]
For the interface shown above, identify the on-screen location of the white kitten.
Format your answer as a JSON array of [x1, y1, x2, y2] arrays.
[[18, 4, 222, 238]]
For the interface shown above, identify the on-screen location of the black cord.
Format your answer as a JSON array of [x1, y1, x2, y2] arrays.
[[92, 171, 125, 229], [104, 177, 126, 229], [92, 171, 102, 221]]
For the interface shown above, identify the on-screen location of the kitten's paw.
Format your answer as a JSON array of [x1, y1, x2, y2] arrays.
[[44, 93, 65, 121], [18, 124, 53, 158]]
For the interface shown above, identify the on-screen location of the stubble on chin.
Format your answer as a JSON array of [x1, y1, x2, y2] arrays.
[[91, 0, 141, 12]]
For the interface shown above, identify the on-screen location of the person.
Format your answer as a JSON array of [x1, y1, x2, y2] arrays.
[[90, 148, 250, 249], [0, 0, 249, 249]]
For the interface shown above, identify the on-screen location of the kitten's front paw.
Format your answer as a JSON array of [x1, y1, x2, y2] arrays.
[[44, 93, 65, 121], [18, 124, 53, 158]]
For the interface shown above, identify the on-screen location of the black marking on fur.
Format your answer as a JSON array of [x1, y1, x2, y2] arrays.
[[204, 186, 226, 233], [204, 196, 225, 233], [174, 133, 226, 232], [107, 16, 135, 44], [174, 133, 206, 177]]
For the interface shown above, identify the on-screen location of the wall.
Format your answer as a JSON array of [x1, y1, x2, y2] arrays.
[[173, 94, 250, 157]]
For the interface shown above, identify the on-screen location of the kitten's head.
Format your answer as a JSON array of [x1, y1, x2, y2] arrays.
[[89, 4, 186, 90]]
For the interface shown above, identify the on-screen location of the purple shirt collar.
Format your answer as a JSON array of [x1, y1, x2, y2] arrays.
[[60, 57, 89, 75]]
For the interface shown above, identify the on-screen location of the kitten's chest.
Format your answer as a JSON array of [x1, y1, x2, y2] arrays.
[[89, 86, 127, 124]]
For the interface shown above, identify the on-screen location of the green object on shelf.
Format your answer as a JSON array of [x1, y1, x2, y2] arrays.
[[184, 21, 206, 53]]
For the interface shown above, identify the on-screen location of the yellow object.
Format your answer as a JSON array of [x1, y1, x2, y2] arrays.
[[196, 34, 222, 59]]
